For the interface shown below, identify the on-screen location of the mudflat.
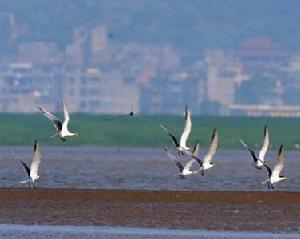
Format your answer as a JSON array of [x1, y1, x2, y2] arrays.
[[0, 189, 299, 233]]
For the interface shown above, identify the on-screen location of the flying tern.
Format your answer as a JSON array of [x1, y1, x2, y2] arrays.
[[19, 140, 42, 189], [261, 145, 287, 190], [192, 129, 218, 175], [164, 146, 199, 179], [237, 125, 269, 169], [38, 101, 79, 141], [160, 106, 192, 154]]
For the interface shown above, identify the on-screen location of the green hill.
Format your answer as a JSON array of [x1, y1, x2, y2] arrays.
[[0, 113, 299, 150]]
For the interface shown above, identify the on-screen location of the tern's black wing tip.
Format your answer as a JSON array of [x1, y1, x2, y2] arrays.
[[33, 139, 38, 151], [263, 162, 272, 178], [250, 150, 259, 163], [263, 125, 268, 135], [278, 144, 284, 154], [192, 141, 199, 153], [20, 160, 30, 177], [212, 128, 217, 138]]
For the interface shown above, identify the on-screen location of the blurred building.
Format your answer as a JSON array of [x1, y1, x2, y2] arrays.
[[64, 68, 139, 114], [204, 49, 244, 115], [65, 27, 87, 67], [0, 20, 299, 117], [0, 63, 59, 112], [17, 42, 63, 66], [229, 104, 300, 117]]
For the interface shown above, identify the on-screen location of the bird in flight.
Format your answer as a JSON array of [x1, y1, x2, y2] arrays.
[[163, 145, 200, 179], [192, 129, 218, 176], [19, 140, 42, 189], [38, 101, 79, 141], [160, 105, 192, 154], [261, 145, 288, 190], [237, 125, 269, 169]]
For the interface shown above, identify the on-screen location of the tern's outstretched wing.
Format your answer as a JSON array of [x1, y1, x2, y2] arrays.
[[62, 101, 70, 132], [262, 161, 272, 178], [185, 141, 200, 169], [192, 141, 200, 157], [38, 106, 62, 132], [272, 145, 285, 179], [203, 129, 218, 165], [164, 146, 184, 172], [30, 140, 41, 179], [184, 159, 195, 171], [182, 148, 203, 167], [180, 107, 192, 148], [237, 136, 259, 163], [258, 125, 269, 162], [160, 124, 180, 147], [20, 161, 30, 178]]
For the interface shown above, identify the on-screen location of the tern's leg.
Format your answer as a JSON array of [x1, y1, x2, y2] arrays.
[[271, 184, 274, 190], [28, 183, 31, 190], [60, 137, 66, 142], [201, 169, 205, 176], [267, 182, 271, 190], [33, 182, 36, 189]]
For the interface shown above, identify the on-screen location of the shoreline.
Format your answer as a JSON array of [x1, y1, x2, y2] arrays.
[[0, 224, 299, 238], [0, 189, 299, 233]]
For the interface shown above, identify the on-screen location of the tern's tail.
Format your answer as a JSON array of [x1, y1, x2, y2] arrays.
[[19, 179, 30, 184]]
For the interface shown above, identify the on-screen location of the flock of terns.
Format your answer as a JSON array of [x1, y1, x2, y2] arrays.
[[159, 106, 287, 190], [17, 102, 287, 190]]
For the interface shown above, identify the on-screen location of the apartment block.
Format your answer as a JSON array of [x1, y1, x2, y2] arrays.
[[0, 63, 60, 112], [64, 68, 139, 114]]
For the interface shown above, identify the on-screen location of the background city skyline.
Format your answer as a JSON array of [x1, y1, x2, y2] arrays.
[[0, 0, 300, 116]]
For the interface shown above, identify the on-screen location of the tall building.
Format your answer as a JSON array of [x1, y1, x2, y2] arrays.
[[64, 68, 139, 114], [90, 25, 110, 65], [0, 63, 59, 112], [205, 49, 243, 114], [18, 42, 63, 66], [65, 27, 87, 67]]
